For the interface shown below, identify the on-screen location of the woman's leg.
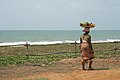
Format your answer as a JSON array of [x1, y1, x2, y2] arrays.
[[88, 60, 94, 70], [81, 59, 86, 70]]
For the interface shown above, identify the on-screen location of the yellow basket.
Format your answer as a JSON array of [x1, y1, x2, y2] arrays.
[[80, 22, 95, 28]]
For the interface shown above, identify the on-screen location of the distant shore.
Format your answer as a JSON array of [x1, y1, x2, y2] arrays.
[[0, 39, 120, 46]]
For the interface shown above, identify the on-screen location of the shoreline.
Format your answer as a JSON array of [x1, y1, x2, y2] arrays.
[[0, 39, 120, 46]]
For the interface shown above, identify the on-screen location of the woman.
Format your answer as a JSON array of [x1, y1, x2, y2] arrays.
[[80, 27, 94, 70]]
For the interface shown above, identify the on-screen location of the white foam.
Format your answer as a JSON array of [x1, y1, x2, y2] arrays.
[[0, 39, 120, 46], [92, 39, 120, 43], [0, 42, 26, 46], [64, 40, 76, 43], [29, 41, 63, 45], [0, 41, 63, 46]]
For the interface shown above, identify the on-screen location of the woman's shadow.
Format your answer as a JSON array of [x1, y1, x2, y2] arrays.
[[92, 67, 110, 70]]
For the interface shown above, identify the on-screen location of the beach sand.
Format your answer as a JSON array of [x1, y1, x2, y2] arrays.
[[0, 43, 120, 80], [0, 58, 120, 80]]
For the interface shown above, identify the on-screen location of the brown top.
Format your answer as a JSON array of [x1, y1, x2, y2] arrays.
[[80, 34, 91, 44]]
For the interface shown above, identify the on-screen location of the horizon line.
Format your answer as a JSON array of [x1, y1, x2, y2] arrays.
[[0, 29, 120, 31]]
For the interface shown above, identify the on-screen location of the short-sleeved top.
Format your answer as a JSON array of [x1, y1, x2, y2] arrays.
[[80, 34, 91, 44]]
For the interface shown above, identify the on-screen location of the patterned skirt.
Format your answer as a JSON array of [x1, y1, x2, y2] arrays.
[[80, 42, 94, 60]]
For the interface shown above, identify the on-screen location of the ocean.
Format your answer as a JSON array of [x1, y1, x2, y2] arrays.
[[0, 30, 120, 46]]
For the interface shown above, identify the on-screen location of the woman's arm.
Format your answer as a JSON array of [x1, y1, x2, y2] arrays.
[[79, 37, 82, 51]]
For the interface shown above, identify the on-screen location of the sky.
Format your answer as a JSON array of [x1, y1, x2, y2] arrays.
[[0, 0, 120, 30]]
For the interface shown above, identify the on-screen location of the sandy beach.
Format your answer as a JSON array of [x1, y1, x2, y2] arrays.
[[0, 58, 120, 80], [0, 42, 120, 80]]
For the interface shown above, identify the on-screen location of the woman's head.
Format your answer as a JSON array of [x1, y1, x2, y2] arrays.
[[83, 27, 90, 34]]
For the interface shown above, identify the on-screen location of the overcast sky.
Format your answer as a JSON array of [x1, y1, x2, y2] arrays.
[[0, 0, 120, 30]]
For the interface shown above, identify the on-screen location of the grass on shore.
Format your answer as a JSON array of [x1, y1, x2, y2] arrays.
[[0, 53, 80, 66], [0, 42, 120, 66], [0, 51, 120, 67]]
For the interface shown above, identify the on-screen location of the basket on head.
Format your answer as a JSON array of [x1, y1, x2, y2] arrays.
[[80, 22, 95, 28]]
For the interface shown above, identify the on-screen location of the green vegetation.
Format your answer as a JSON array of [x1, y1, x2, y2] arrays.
[[0, 42, 120, 66], [95, 50, 120, 59], [0, 53, 80, 66]]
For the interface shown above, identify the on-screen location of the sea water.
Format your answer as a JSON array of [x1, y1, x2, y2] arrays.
[[0, 30, 120, 46]]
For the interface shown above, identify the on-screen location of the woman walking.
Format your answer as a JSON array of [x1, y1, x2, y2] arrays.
[[80, 22, 95, 70]]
